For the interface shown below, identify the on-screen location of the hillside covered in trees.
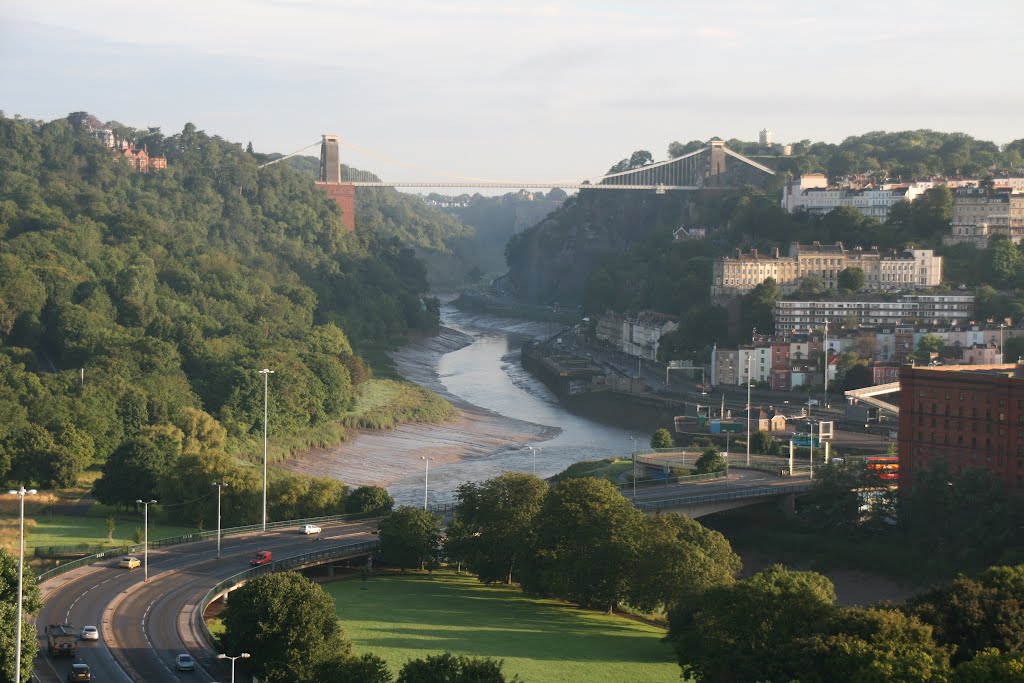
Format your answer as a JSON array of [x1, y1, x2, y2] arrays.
[[0, 113, 453, 495]]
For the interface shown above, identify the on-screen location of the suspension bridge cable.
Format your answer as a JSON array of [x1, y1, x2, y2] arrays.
[[257, 141, 322, 169]]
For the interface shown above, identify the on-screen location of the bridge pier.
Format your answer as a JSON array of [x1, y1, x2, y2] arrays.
[[315, 134, 356, 231]]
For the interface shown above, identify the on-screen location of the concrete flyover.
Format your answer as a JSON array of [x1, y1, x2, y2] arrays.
[[34, 518, 379, 683]]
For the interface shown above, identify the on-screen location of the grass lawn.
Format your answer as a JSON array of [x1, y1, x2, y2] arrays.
[[326, 571, 683, 683], [27, 507, 196, 551]]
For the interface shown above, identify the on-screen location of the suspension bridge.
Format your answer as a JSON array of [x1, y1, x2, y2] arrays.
[[262, 135, 776, 230]]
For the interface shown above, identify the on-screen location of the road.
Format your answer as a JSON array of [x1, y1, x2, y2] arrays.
[[33, 468, 812, 683], [35, 520, 378, 683]]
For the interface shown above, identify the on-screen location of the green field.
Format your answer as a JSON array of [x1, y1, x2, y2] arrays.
[[326, 572, 682, 683]]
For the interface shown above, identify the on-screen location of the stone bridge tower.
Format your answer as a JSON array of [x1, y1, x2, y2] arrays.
[[315, 134, 356, 231]]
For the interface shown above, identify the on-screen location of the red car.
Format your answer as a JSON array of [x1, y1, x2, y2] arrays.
[[249, 550, 272, 566]]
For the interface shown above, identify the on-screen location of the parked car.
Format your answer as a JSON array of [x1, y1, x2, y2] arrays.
[[249, 550, 272, 566], [68, 662, 92, 681], [79, 625, 99, 641], [301, 524, 321, 535], [118, 556, 141, 569], [175, 653, 196, 672]]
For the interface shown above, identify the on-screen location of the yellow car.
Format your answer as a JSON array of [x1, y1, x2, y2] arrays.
[[118, 556, 141, 569]]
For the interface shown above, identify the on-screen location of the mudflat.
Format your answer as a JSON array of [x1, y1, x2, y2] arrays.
[[282, 326, 556, 488]]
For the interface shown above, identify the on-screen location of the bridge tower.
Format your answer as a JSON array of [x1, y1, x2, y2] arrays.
[[315, 134, 356, 231]]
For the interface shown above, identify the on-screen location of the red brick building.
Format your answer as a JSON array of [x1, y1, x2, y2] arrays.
[[898, 364, 1024, 493]]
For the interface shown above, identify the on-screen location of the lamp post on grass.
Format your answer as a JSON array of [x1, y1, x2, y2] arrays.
[[135, 499, 157, 582], [7, 486, 36, 683], [630, 435, 639, 498], [218, 652, 250, 683]]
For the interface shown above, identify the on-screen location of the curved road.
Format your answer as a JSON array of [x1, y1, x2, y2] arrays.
[[34, 471, 807, 682], [35, 520, 377, 683]]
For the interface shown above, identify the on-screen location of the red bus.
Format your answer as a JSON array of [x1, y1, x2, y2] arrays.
[[866, 456, 899, 481]]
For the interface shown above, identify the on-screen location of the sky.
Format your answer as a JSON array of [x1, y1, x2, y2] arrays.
[[2, 1, 1023, 186]]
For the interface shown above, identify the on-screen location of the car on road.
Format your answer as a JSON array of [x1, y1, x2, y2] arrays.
[[68, 662, 92, 681], [118, 556, 141, 569], [175, 653, 196, 672], [79, 625, 99, 641], [249, 550, 272, 566], [301, 524, 321, 535]]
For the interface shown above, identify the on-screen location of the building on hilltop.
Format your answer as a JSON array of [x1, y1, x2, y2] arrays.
[[711, 242, 942, 302], [117, 142, 166, 173], [943, 187, 1024, 248], [898, 363, 1024, 493], [781, 175, 938, 220]]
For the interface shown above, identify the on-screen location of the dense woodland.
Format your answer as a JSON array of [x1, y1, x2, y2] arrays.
[[0, 113, 456, 508]]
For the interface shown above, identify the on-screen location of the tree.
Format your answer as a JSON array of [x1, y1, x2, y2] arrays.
[[952, 648, 1024, 682], [798, 607, 951, 682], [446, 472, 546, 584], [0, 549, 43, 683], [749, 430, 781, 455], [741, 277, 781, 334], [989, 239, 1024, 288], [907, 565, 1024, 665], [397, 653, 507, 683], [377, 506, 443, 571], [916, 334, 945, 363], [316, 653, 393, 683], [668, 565, 838, 682], [522, 478, 645, 611], [345, 485, 394, 515], [629, 513, 740, 612], [220, 572, 350, 683], [794, 273, 828, 298], [694, 448, 726, 474], [838, 267, 866, 292], [650, 428, 674, 449], [93, 435, 179, 509]]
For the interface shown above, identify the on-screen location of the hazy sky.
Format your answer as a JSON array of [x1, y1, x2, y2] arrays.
[[2, 1, 1022, 185]]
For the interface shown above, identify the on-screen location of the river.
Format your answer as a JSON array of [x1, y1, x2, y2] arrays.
[[383, 305, 640, 505]]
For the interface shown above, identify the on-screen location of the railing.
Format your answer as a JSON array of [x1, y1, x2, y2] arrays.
[[634, 483, 818, 513], [197, 539, 379, 648], [35, 509, 383, 584], [613, 470, 727, 492]]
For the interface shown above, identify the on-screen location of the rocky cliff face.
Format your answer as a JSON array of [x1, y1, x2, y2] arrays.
[[505, 190, 693, 304]]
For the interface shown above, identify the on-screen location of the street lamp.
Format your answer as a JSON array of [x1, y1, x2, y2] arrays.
[[135, 499, 157, 582], [746, 353, 752, 466], [212, 482, 227, 559], [421, 456, 434, 510], [7, 486, 36, 683], [1000, 323, 1005, 363], [218, 652, 251, 683], [258, 368, 275, 531], [526, 446, 540, 476]]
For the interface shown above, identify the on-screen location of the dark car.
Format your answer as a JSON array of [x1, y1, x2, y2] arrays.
[[68, 662, 92, 681]]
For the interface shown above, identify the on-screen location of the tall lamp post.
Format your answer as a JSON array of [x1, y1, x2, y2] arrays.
[[526, 446, 540, 476], [7, 486, 36, 683], [745, 353, 752, 466], [135, 499, 157, 582], [218, 652, 250, 683], [212, 482, 227, 559], [258, 368, 274, 531], [421, 456, 434, 510]]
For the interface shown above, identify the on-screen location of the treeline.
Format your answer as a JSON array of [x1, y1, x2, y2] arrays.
[[0, 113, 452, 493], [383, 473, 740, 614], [669, 129, 1024, 180], [668, 562, 1024, 682]]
